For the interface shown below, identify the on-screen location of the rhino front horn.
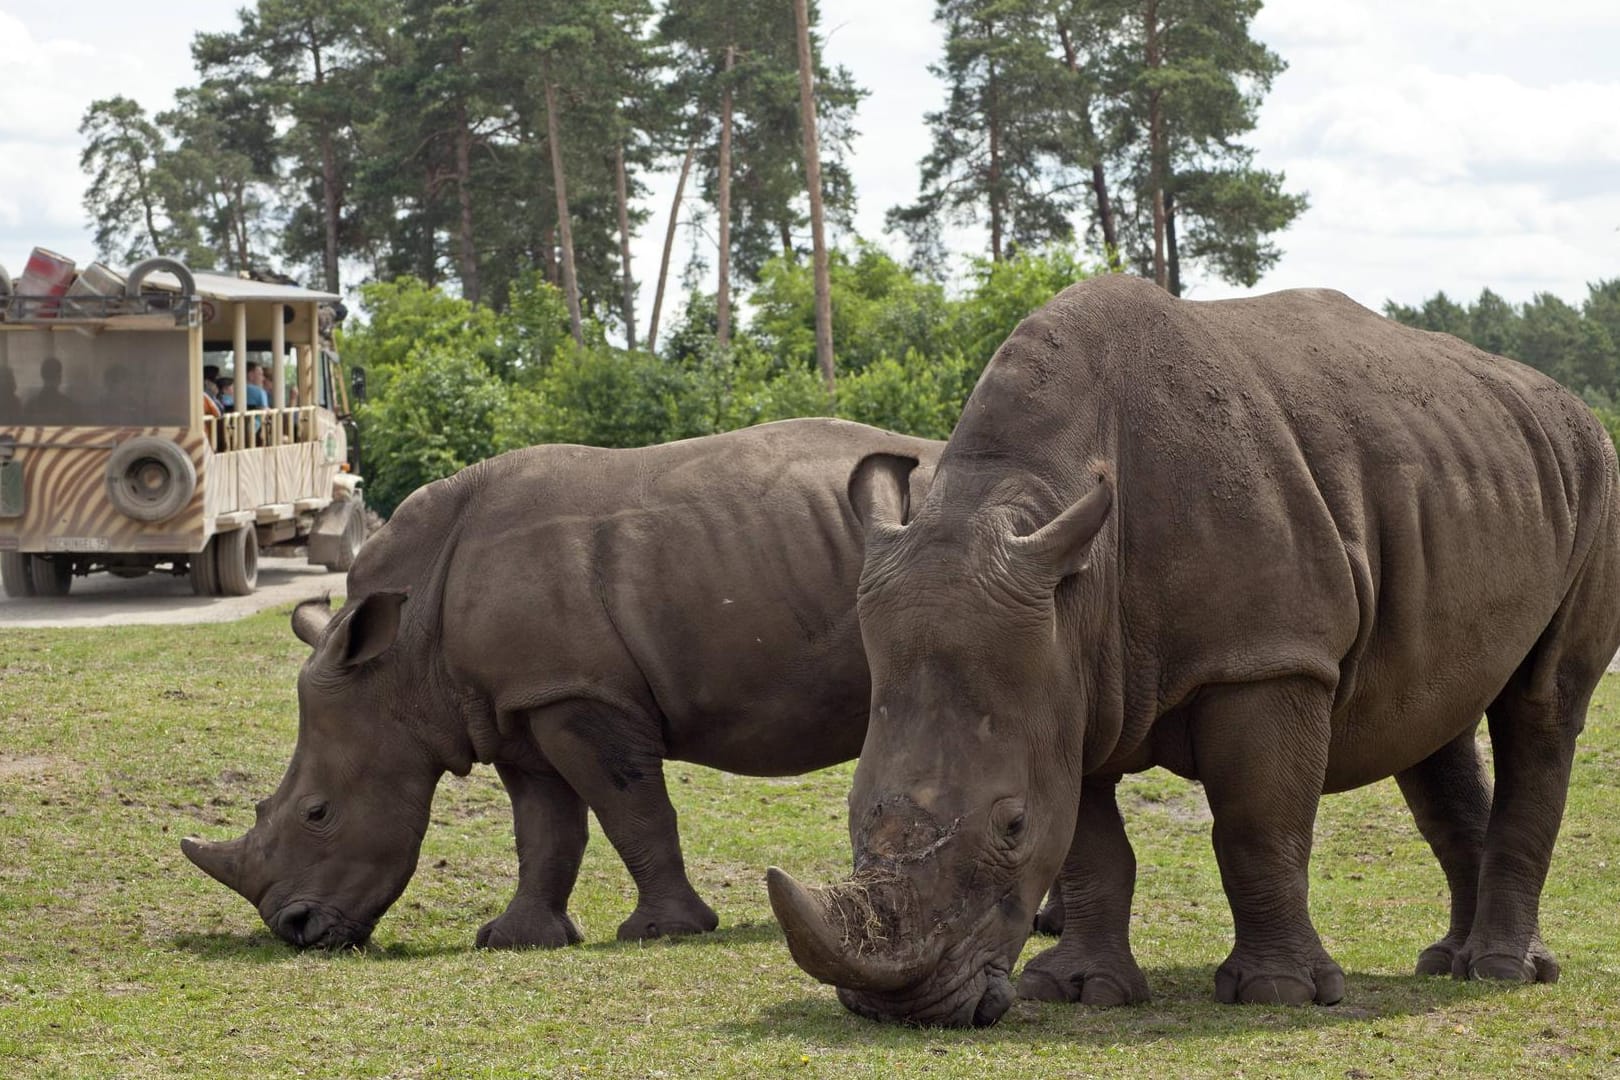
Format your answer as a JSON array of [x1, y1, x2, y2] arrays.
[[766, 866, 941, 994], [182, 835, 247, 894]]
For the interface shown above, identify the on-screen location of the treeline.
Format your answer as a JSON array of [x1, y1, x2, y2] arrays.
[[79, 0, 1304, 351], [1385, 283, 1620, 421], [346, 246, 1092, 515]]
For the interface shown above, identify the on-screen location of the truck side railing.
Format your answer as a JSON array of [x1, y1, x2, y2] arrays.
[[204, 406, 321, 453]]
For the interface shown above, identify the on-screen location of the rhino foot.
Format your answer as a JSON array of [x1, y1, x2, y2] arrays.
[[1017, 944, 1149, 1006], [1214, 951, 1344, 1006], [616, 897, 719, 942], [1451, 934, 1559, 984], [475, 903, 583, 950], [1416, 932, 1469, 976]]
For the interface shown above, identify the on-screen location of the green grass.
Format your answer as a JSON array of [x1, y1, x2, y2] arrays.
[[3, 607, 1619, 1077]]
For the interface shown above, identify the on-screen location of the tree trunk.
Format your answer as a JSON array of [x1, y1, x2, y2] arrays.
[[541, 226, 556, 285], [1146, 0, 1166, 290], [1091, 161, 1119, 261], [794, 0, 835, 393], [779, 220, 794, 258], [309, 37, 341, 293], [985, 22, 1004, 263], [1055, 24, 1119, 265], [319, 132, 341, 292], [614, 145, 637, 351], [542, 56, 584, 347], [1165, 189, 1181, 297], [133, 159, 163, 255], [453, 99, 480, 306], [716, 44, 737, 348], [647, 143, 696, 354]]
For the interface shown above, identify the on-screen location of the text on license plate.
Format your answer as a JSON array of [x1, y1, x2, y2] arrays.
[[47, 537, 111, 552]]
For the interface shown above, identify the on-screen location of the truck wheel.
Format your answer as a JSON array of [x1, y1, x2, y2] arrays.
[[332, 499, 367, 572], [188, 537, 220, 597], [29, 555, 72, 597], [216, 527, 258, 596], [1, 551, 35, 598], [105, 436, 196, 523]]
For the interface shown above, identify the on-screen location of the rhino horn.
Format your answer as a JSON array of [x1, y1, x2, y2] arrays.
[[291, 594, 335, 647], [182, 835, 248, 896], [766, 866, 941, 993]]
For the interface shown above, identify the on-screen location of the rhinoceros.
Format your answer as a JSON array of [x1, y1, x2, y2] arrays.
[[182, 418, 940, 950], [767, 274, 1620, 1026]]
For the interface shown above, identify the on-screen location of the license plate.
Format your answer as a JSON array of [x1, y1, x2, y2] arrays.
[[47, 536, 111, 552]]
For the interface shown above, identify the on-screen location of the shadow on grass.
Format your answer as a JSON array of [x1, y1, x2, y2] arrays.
[[172, 919, 785, 963], [576, 919, 786, 954], [169, 932, 468, 963], [724, 965, 1515, 1047]]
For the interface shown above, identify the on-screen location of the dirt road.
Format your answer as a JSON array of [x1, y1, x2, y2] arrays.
[[0, 556, 345, 629]]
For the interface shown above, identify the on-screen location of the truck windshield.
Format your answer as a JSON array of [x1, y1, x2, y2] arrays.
[[0, 329, 190, 427]]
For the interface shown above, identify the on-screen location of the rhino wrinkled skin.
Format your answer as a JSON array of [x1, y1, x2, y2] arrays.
[[183, 418, 940, 950], [768, 274, 1620, 1026]]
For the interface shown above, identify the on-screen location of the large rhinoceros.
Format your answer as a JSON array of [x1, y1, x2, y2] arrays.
[[767, 274, 1620, 1026], [183, 418, 940, 950]]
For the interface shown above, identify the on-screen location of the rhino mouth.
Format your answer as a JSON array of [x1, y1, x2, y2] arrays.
[[838, 960, 1015, 1027], [266, 899, 373, 950]]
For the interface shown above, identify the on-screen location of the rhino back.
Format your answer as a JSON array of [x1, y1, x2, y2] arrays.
[[438, 418, 940, 775], [940, 275, 1617, 781]]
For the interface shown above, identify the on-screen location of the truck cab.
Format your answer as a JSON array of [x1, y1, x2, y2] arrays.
[[0, 253, 366, 598]]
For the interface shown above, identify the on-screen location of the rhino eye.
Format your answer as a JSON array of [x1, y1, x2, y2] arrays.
[[305, 802, 328, 823], [991, 797, 1027, 844]]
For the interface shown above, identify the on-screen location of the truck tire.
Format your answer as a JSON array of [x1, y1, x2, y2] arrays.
[[1, 551, 34, 598], [105, 437, 196, 523], [29, 555, 72, 596], [216, 527, 258, 596], [188, 537, 220, 597]]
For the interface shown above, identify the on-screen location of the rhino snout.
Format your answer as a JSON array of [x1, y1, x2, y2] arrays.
[[270, 901, 369, 949]]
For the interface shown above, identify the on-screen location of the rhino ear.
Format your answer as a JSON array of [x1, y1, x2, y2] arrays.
[[849, 453, 919, 534], [317, 591, 407, 669], [1011, 468, 1114, 581]]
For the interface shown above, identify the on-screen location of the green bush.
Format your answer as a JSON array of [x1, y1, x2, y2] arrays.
[[347, 250, 1100, 518], [356, 345, 510, 517]]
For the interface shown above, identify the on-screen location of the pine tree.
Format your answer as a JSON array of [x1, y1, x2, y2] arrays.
[[1100, 0, 1306, 292], [193, 0, 396, 291], [79, 97, 175, 263], [889, 0, 1076, 269]]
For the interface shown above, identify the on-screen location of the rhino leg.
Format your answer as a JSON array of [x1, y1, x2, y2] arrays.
[[534, 702, 719, 943], [1394, 724, 1489, 976], [1194, 678, 1345, 1006], [476, 762, 587, 949], [1033, 889, 1064, 936], [1019, 775, 1150, 1006]]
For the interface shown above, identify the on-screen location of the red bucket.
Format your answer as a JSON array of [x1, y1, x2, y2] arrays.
[[17, 247, 76, 318]]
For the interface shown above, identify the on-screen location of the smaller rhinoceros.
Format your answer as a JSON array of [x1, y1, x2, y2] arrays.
[[182, 418, 940, 950]]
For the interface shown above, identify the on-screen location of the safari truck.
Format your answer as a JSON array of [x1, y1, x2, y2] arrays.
[[0, 252, 366, 599]]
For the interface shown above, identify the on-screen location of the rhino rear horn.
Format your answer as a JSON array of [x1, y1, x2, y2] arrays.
[[291, 594, 335, 646]]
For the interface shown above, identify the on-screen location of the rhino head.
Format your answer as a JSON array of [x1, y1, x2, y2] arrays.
[[769, 454, 1113, 1026], [182, 591, 441, 949]]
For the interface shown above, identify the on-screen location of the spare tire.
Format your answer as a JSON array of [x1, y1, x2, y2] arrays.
[[105, 437, 196, 523]]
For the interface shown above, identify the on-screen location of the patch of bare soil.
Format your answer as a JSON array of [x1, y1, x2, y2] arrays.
[[1124, 785, 1213, 825]]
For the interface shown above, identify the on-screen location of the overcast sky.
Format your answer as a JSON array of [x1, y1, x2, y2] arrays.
[[3, 0, 1619, 320]]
